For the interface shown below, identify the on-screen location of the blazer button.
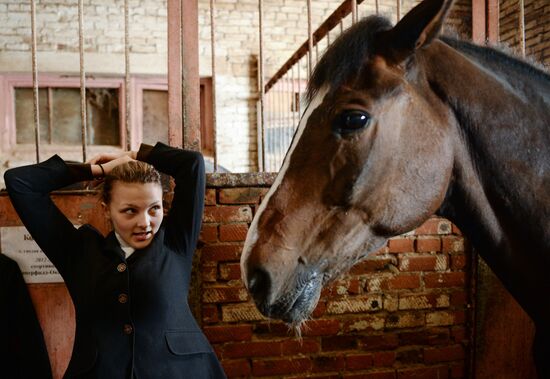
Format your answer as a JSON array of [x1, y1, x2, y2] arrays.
[[118, 293, 128, 304], [123, 324, 133, 335], [117, 263, 127, 273]]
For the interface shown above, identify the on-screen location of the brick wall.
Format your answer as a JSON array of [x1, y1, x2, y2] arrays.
[[199, 177, 471, 378], [499, 0, 550, 66]]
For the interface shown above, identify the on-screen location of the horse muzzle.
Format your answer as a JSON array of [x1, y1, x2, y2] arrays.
[[246, 265, 324, 323]]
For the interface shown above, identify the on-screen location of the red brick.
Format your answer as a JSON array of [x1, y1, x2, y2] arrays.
[[219, 188, 266, 204], [253, 322, 291, 337], [252, 357, 312, 376], [415, 238, 442, 253], [312, 355, 346, 372], [450, 363, 465, 378], [345, 354, 374, 370], [221, 359, 250, 377], [199, 224, 218, 243], [321, 335, 358, 351], [201, 263, 218, 282], [451, 326, 467, 343], [281, 339, 320, 355], [450, 254, 467, 270], [396, 347, 423, 364], [373, 351, 396, 367], [388, 238, 415, 253], [201, 305, 219, 324], [219, 223, 249, 242], [203, 205, 252, 222], [302, 319, 341, 337], [344, 371, 396, 379], [424, 344, 465, 363], [202, 286, 249, 303], [203, 325, 253, 343], [384, 274, 421, 290], [399, 328, 450, 346], [205, 189, 217, 205], [441, 236, 464, 254], [360, 334, 399, 351], [398, 255, 437, 271], [397, 366, 449, 379], [201, 244, 242, 262], [312, 300, 327, 317], [450, 291, 468, 307], [414, 217, 441, 235], [224, 341, 282, 358], [219, 262, 242, 281], [349, 257, 394, 274], [424, 272, 465, 288]]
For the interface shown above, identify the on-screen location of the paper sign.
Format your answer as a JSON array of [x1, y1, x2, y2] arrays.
[[0, 226, 63, 283]]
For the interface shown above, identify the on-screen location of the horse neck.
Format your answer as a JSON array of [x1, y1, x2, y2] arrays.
[[422, 39, 550, 258]]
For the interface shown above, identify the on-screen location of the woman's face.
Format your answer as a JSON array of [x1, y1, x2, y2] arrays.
[[104, 181, 164, 250]]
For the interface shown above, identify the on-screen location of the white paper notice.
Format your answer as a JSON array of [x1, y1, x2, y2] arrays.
[[0, 226, 63, 283]]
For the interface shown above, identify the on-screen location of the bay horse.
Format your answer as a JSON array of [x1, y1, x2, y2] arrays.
[[241, 0, 550, 375]]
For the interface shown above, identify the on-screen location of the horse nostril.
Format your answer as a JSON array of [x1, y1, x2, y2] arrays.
[[247, 268, 271, 305]]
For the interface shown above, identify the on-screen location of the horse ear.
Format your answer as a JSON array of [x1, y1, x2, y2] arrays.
[[376, 0, 454, 62]]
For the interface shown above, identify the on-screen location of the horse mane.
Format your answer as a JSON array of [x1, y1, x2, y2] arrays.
[[307, 16, 393, 102], [307, 15, 550, 104], [441, 36, 550, 84]]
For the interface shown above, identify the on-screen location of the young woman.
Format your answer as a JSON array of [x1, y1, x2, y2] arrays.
[[4, 142, 226, 379]]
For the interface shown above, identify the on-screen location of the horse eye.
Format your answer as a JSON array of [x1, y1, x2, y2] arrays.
[[332, 110, 371, 135]]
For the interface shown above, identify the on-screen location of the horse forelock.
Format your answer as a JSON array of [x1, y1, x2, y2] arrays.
[[307, 16, 393, 102]]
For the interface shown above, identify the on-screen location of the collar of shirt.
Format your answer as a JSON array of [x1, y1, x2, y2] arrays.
[[114, 232, 135, 258]]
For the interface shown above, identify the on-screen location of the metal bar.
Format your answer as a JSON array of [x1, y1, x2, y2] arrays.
[[297, 56, 301, 118], [519, 0, 525, 57], [396, 0, 401, 22], [79, 0, 87, 160], [307, 0, 313, 79], [258, 0, 265, 171], [47, 87, 53, 144], [124, 0, 130, 151], [291, 65, 296, 130], [351, 0, 357, 24], [340, 20, 343, 34], [181, 0, 201, 151], [167, 0, 183, 147], [30, 0, 40, 163], [472, 0, 486, 44], [375, 0, 379, 15], [487, 0, 499, 44], [210, 0, 218, 171]]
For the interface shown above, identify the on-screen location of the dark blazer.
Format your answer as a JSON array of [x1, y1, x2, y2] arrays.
[[0, 254, 53, 379], [4, 143, 226, 379]]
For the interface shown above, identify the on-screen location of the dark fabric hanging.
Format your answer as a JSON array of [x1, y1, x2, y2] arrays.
[[0, 253, 52, 379]]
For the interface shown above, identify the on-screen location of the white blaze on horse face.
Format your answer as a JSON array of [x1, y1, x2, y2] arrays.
[[241, 87, 329, 287]]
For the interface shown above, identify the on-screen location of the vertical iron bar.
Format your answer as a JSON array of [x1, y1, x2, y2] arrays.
[[307, 0, 313, 79], [258, 0, 265, 171], [124, 0, 131, 151], [31, 0, 40, 163], [352, 0, 357, 24], [519, 0, 525, 57], [291, 65, 296, 130], [78, 0, 87, 161], [340, 20, 344, 35], [297, 56, 301, 119], [396, 0, 401, 22], [375, 0, 379, 15], [210, 0, 218, 171], [47, 87, 53, 144]]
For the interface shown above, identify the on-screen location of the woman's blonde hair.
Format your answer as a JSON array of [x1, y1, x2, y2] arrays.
[[101, 160, 161, 204]]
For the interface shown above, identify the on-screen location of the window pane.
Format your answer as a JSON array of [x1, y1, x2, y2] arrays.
[[142, 90, 168, 145], [15, 88, 50, 144], [51, 88, 120, 146]]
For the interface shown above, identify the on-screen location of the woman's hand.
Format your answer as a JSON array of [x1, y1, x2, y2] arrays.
[[88, 151, 137, 178]]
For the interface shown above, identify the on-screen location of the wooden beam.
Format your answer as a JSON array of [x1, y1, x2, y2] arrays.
[[486, 0, 499, 44], [472, 0, 487, 44], [182, 0, 201, 151], [167, 0, 183, 148]]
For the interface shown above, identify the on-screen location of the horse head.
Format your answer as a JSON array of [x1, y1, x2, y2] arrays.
[[241, 0, 457, 324]]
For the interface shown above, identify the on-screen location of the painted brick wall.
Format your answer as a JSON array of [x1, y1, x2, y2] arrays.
[[499, 0, 550, 66], [199, 180, 471, 378]]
